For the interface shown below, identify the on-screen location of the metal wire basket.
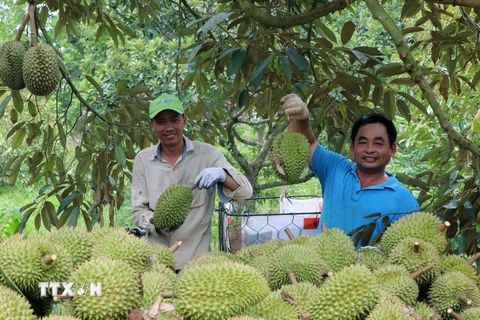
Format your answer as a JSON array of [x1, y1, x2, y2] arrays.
[[218, 195, 322, 253]]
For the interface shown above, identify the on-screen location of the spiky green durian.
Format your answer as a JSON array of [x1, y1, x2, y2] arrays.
[[0, 284, 35, 320], [0, 40, 27, 90], [411, 301, 440, 319], [267, 244, 328, 289], [152, 185, 193, 230], [387, 237, 440, 285], [307, 264, 380, 320], [307, 228, 357, 272], [269, 132, 310, 184], [67, 258, 141, 320], [183, 250, 235, 271], [42, 315, 82, 319], [289, 234, 311, 245], [280, 282, 320, 313], [429, 271, 480, 317], [461, 307, 480, 320], [23, 43, 61, 96], [49, 227, 95, 267], [373, 264, 419, 306], [380, 212, 447, 255], [234, 239, 287, 265], [227, 317, 265, 320], [141, 264, 175, 308], [439, 254, 477, 281], [174, 261, 270, 320], [355, 246, 387, 271], [149, 243, 176, 269], [366, 296, 411, 320], [247, 290, 301, 320], [91, 227, 156, 273]]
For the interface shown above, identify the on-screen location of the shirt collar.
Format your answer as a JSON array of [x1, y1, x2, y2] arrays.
[[350, 164, 399, 190], [154, 136, 194, 160]]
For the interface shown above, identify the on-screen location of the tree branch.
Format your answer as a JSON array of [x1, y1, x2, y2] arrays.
[[238, 0, 355, 28], [428, 0, 480, 9], [364, 0, 480, 158]]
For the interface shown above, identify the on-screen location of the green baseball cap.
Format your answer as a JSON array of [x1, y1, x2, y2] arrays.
[[149, 93, 184, 119]]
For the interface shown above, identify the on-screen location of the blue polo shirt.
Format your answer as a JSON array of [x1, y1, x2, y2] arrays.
[[311, 144, 419, 247]]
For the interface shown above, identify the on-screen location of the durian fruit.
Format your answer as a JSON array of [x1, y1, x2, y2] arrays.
[[387, 237, 440, 285], [307, 227, 357, 272], [67, 258, 141, 320], [428, 271, 480, 317], [226, 317, 266, 320], [269, 132, 310, 184], [182, 250, 235, 271], [461, 307, 480, 320], [174, 260, 270, 320], [91, 227, 156, 273], [267, 244, 328, 289], [307, 264, 380, 320], [380, 212, 447, 255], [0, 40, 27, 90], [149, 243, 176, 269], [42, 315, 82, 319], [247, 290, 301, 320], [234, 239, 287, 265], [355, 246, 387, 271], [373, 264, 419, 306], [0, 234, 47, 291], [411, 301, 441, 319], [141, 264, 175, 308], [280, 281, 320, 314], [439, 254, 477, 281], [366, 293, 412, 320], [49, 227, 95, 267], [22, 43, 61, 96], [0, 284, 36, 320], [152, 185, 194, 230]]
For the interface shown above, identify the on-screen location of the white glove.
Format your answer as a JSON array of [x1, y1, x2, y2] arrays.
[[194, 168, 227, 189], [280, 93, 309, 121]]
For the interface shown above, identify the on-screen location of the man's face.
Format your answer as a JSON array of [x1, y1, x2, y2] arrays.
[[350, 122, 396, 174], [150, 110, 186, 147]]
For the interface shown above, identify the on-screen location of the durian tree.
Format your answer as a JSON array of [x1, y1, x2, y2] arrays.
[[0, 0, 480, 256]]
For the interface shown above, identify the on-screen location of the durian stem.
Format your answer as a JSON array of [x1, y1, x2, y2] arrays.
[[42, 254, 57, 265], [414, 242, 420, 253], [250, 251, 258, 258], [467, 252, 480, 265], [53, 295, 74, 301], [438, 221, 450, 233], [169, 241, 182, 253], [161, 290, 175, 298], [458, 294, 472, 305], [284, 227, 295, 240], [410, 264, 434, 280], [321, 223, 327, 233], [301, 312, 312, 320], [447, 308, 464, 320], [286, 268, 298, 285], [15, 13, 30, 41], [27, 2, 38, 47], [322, 270, 334, 278]]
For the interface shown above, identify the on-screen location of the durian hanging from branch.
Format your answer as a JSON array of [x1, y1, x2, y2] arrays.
[[0, 13, 30, 90], [22, 1, 61, 96]]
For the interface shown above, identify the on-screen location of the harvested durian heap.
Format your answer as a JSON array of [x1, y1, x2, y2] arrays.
[[269, 131, 310, 184], [3, 211, 480, 320]]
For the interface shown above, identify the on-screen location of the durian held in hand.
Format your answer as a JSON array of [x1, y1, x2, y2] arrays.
[[150, 185, 194, 232], [269, 132, 310, 184]]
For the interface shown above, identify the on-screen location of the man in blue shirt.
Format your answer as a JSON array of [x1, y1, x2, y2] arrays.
[[281, 93, 419, 247]]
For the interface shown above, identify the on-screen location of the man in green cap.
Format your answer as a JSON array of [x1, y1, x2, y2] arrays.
[[131, 93, 253, 271]]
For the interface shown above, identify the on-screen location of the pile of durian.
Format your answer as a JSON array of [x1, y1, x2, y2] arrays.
[[1, 211, 480, 320], [0, 3, 61, 96]]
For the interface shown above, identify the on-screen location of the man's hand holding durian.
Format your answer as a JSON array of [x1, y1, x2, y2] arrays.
[[280, 93, 309, 121]]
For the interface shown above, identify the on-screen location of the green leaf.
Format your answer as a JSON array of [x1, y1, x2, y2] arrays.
[[238, 89, 248, 108], [397, 92, 428, 115], [27, 101, 37, 117], [0, 95, 11, 115], [317, 20, 337, 43], [285, 48, 309, 72], [68, 206, 81, 227], [11, 127, 26, 149], [250, 55, 273, 90], [85, 75, 104, 97], [217, 47, 240, 61], [363, 212, 382, 219], [401, 0, 421, 19], [58, 191, 81, 214], [116, 79, 128, 95], [0, 264, 22, 295], [396, 99, 411, 122], [34, 213, 41, 230], [128, 85, 150, 96], [39, 184, 53, 196], [41, 205, 51, 231], [11, 90, 23, 113], [361, 223, 376, 246], [197, 12, 232, 35], [227, 48, 246, 76], [383, 90, 396, 120], [350, 49, 368, 65], [187, 43, 203, 63], [114, 146, 127, 167], [341, 21, 356, 45], [279, 56, 292, 79]]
